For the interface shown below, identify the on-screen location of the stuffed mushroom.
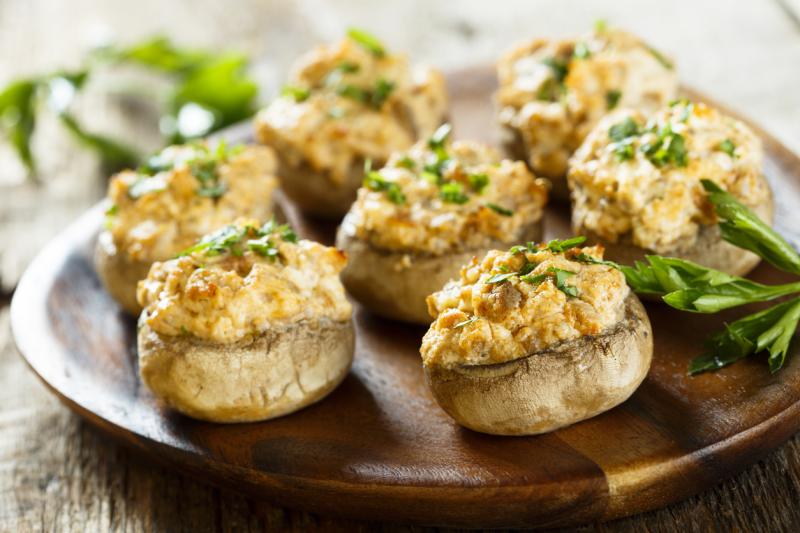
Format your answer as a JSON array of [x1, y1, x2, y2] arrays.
[[255, 29, 448, 219], [495, 25, 677, 199], [336, 124, 549, 324], [568, 100, 774, 276], [136, 219, 354, 423], [95, 142, 280, 315], [421, 239, 652, 435]]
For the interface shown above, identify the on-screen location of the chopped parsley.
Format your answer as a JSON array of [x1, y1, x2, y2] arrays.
[[440, 182, 469, 204], [347, 28, 386, 57], [363, 169, 406, 205], [486, 203, 513, 216], [397, 156, 416, 170], [648, 46, 674, 70], [468, 173, 489, 193], [130, 142, 241, 200], [605, 89, 622, 110], [641, 124, 688, 167], [542, 57, 568, 83], [336, 61, 360, 73], [485, 272, 516, 284], [544, 236, 587, 253], [719, 139, 737, 157], [371, 79, 395, 108], [608, 117, 640, 162], [607, 116, 688, 168], [594, 19, 608, 33], [337, 78, 395, 109], [536, 56, 569, 101], [337, 84, 369, 103], [484, 263, 579, 298], [281, 85, 310, 102], [609, 117, 640, 142], [178, 219, 297, 259], [428, 123, 452, 152]]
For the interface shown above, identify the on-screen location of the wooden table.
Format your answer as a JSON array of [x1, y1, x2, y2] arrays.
[[2, 0, 800, 530]]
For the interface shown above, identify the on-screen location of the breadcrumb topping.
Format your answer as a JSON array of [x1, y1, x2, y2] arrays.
[[137, 219, 351, 343], [421, 243, 628, 369]]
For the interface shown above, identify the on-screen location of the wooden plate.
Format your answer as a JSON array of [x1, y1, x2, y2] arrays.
[[11, 67, 800, 529]]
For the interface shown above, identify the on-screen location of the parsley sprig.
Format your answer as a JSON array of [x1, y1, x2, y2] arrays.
[[607, 115, 688, 167], [179, 219, 297, 259], [0, 36, 259, 179], [578, 180, 800, 374], [130, 141, 242, 199], [363, 160, 405, 205], [485, 237, 587, 297]]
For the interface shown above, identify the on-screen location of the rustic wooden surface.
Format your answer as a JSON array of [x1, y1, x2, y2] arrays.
[[2, 0, 800, 531]]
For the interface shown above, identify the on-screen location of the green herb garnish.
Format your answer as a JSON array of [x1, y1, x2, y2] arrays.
[[397, 156, 416, 170], [577, 180, 800, 374], [179, 219, 296, 259], [347, 28, 386, 57], [609, 117, 640, 142], [641, 124, 688, 167], [371, 79, 395, 108], [544, 236, 587, 253], [648, 46, 674, 70], [337, 78, 395, 109], [719, 139, 737, 157], [1, 35, 259, 179], [428, 123, 452, 151], [485, 272, 517, 284], [542, 57, 569, 83], [440, 182, 469, 204], [605, 89, 622, 110], [454, 316, 479, 328], [486, 203, 513, 216], [363, 165, 406, 205], [336, 61, 360, 73], [468, 173, 489, 193], [281, 85, 310, 102]]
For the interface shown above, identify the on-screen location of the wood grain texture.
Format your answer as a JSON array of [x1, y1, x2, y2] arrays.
[[9, 68, 800, 529]]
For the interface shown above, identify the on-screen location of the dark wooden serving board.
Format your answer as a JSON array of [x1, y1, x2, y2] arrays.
[[10, 67, 800, 529]]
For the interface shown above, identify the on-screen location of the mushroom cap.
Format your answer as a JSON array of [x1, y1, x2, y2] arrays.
[[138, 315, 355, 422], [336, 218, 543, 324], [424, 293, 652, 435]]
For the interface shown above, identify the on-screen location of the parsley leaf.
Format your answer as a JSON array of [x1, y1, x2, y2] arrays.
[[719, 139, 736, 157], [485, 272, 517, 284], [544, 236, 587, 253], [609, 117, 640, 142], [606, 89, 622, 110], [486, 203, 513, 216], [364, 170, 406, 205], [468, 173, 489, 193], [281, 85, 310, 102], [690, 297, 800, 374], [347, 28, 386, 57], [440, 182, 469, 204], [702, 179, 800, 275]]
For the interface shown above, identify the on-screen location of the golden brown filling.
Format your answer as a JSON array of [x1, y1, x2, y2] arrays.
[[421, 241, 628, 369], [105, 143, 278, 262], [568, 101, 769, 253], [341, 127, 549, 255], [137, 219, 352, 343], [255, 32, 448, 185], [496, 27, 677, 178]]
